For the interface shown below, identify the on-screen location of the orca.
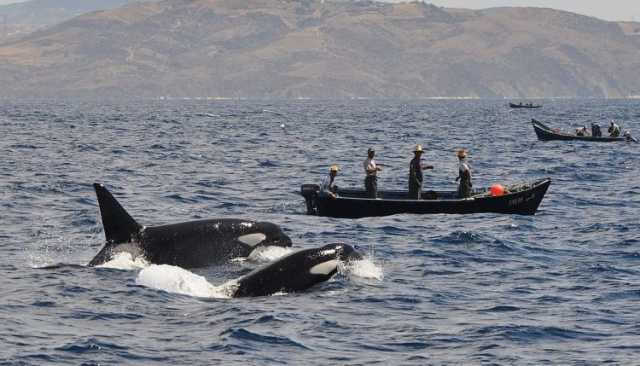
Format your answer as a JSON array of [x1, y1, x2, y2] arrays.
[[231, 243, 362, 297], [88, 183, 292, 268]]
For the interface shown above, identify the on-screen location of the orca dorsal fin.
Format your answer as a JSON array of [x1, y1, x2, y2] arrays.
[[93, 183, 142, 244]]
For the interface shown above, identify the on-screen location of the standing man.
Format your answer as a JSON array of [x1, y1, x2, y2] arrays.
[[363, 148, 382, 198], [455, 149, 472, 198], [320, 165, 339, 199], [408, 145, 433, 199]]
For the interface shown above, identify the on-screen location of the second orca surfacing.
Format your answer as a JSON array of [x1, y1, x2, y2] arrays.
[[231, 243, 363, 297], [88, 183, 292, 268]]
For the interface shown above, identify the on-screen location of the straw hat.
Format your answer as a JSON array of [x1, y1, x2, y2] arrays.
[[330, 165, 340, 173], [457, 149, 467, 158], [414, 144, 423, 153]]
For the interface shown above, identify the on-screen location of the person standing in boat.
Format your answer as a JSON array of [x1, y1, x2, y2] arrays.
[[363, 148, 382, 198], [609, 120, 621, 137], [408, 144, 433, 199], [456, 149, 472, 198], [320, 165, 339, 199]]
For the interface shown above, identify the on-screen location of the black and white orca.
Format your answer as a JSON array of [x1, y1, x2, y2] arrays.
[[88, 183, 292, 268], [231, 243, 362, 297]]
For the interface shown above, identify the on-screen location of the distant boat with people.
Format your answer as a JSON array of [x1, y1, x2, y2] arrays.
[[510, 102, 542, 109], [531, 119, 636, 142]]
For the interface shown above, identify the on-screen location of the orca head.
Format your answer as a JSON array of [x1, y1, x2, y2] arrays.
[[236, 221, 292, 249], [320, 243, 363, 262], [308, 243, 363, 276], [232, 243, 363, 297]]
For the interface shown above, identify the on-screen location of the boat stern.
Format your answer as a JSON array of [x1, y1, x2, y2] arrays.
[[301, 184, 320, 215]]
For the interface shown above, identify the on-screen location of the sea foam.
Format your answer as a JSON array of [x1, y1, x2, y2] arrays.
[[135, 264, 234, 299], [96, 252, 150, 270]]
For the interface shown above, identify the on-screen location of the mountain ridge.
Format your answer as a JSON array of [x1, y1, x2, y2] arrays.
[[0, 0, 157, 39], [1, 0, 639, 99]]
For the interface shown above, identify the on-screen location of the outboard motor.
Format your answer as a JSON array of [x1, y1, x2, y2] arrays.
[[301, 184, 320, 215]]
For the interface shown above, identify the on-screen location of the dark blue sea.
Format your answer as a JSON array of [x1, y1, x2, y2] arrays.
[[1, 99, 639, 365]]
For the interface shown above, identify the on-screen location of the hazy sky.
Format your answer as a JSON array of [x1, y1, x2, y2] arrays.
[[424, 0, 640, 21], [0, 0, 638, 21]]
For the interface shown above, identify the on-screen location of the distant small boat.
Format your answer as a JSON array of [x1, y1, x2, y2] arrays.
[[532, 119, 630, 142], [510, 103, 542, 109], [300, 179, 551, 218]]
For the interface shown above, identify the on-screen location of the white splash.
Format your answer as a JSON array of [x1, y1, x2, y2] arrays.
[[97, 252, 150, 270], [27, 251, 60, 269], [247, 245, 293, 263], [339, 257, 384, 281], [135, 264, 233, 299]]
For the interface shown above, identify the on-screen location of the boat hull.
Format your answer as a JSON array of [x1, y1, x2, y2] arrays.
[[301, 179, 551, 219]]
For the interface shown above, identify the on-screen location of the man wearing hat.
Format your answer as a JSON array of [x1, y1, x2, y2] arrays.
[[363, 148, 382, 198], [456, 149, 472, 198], [408, 144, 433, 199], [320, 165, 339, 199]]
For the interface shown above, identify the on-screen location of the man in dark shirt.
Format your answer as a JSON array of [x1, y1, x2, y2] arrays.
[[408, 144, 433, 199]]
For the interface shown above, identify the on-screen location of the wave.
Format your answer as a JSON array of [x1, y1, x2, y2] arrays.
[[474, 324, 608, 342], [433, 230, 490, 245], [219, 328, 311, 350]]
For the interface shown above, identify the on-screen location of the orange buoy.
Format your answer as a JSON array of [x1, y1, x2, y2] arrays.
[[490, 184, 505, 197]]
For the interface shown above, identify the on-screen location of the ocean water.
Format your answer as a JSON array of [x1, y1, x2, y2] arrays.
[[1, 99, 639, 365]]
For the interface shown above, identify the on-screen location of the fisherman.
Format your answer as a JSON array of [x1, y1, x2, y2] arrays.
[[408, 144, 433, 199], [591, 123, 602, 137], [363, 148, 382, 198], [608, 120, 621, 137], [576, 126, 589, 137], [455, 149, 472, 198], [320, 165, 339, 199]]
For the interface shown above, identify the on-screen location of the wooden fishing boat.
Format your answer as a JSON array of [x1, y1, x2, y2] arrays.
[[300, 178, 551, 219], [510, 103, 542, 109], [532, 119, 628, 142]]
